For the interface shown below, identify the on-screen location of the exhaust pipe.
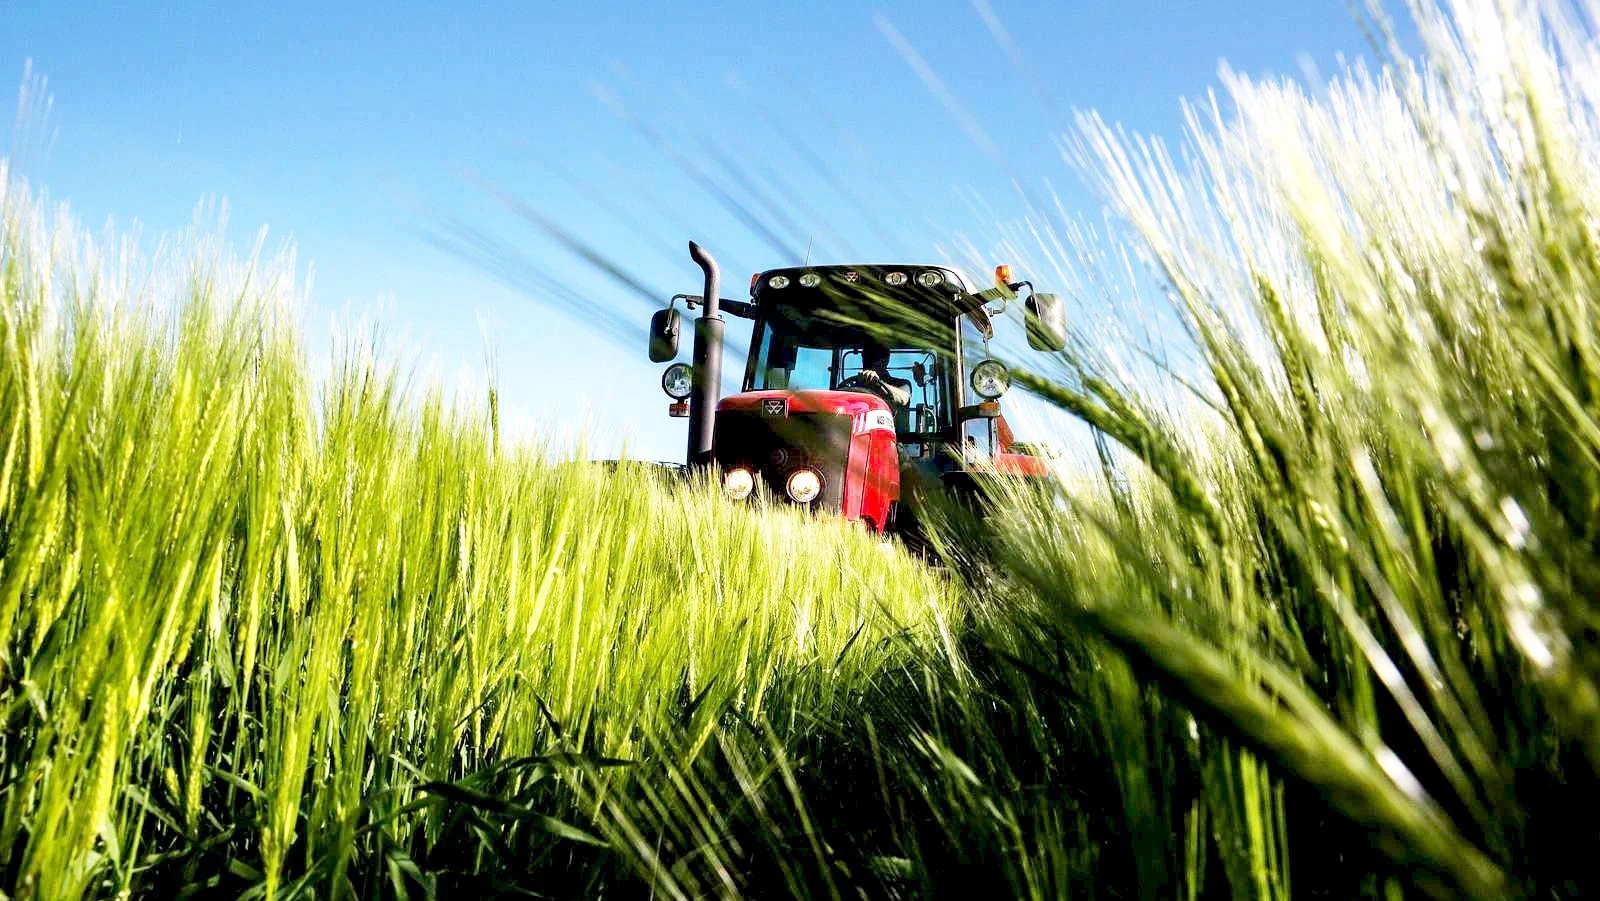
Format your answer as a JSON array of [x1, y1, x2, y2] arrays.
[[687, 241, 722, 467]]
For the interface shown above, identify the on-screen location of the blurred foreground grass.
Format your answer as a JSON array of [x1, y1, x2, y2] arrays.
[[7, 0, 1600, 898]]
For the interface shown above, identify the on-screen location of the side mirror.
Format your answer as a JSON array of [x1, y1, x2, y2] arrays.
[[1025, 292, 1067, 352], [648, 307, 680, 362]]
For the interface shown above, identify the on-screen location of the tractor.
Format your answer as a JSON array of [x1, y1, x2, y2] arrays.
[[647, 242, 1066, 535]]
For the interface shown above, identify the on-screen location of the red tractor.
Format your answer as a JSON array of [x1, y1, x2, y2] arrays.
[[648, 243, 1066, 535]]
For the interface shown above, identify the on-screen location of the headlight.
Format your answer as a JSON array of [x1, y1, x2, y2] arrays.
[[723, 467, 755, 500], [916, 270, 944, 288], [884, 271, 908, 287], [661, 362, 692, 399], [767, 275, 791, 289], [785, 468, 822, 504], [798, 272, 821, 288], [970, 359, 1011, 399]]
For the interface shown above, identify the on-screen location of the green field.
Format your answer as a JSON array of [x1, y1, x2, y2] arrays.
[[5, 1, 1600, 898]]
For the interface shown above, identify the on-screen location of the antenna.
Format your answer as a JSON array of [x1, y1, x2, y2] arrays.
[[804, 234, 814, 265]]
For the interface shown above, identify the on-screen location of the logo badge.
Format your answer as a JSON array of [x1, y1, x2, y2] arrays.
[[844, 271, 860, 283], [761, 398, 788, 417], [855, 409, 895, 434]]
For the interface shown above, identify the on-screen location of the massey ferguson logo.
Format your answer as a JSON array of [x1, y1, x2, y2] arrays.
[[761, 398, 788, 417]]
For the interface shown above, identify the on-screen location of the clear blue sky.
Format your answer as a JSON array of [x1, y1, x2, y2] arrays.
[[2, 0, 1383, 461]]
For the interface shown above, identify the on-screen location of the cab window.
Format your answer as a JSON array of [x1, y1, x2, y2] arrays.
[[749, 316, 956, 442], [757, 342, 834, 391], [960, 313, 997, 457], [840, 347, 948, 437]]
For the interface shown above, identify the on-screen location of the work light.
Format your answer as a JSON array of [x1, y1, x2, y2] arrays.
[[661, 362, 692, 399], [723, 467, 755, 500], [767, 275, 791, 289], [785, 468, 822, 504], [916, 270, 944, 288], [970, 359, 1011, 399], [884, 271, 908, 287], [798, 272, 821, 288]]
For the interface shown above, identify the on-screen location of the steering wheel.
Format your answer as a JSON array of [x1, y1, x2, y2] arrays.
[[838, 373, 895, 403]]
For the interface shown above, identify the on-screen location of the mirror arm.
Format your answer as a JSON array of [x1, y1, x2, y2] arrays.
[[958, 402, 1001, 421], [721, 299, 757, 319], [675, 294, 758, 320], [968, 280, 1031, 305]]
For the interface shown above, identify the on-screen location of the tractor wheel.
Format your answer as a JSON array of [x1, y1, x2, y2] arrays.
[[889, 505, 940, 562]]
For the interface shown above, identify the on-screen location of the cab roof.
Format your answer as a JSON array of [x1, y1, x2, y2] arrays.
[[750, 263, 993, 342], [753, 264, 979, 296]]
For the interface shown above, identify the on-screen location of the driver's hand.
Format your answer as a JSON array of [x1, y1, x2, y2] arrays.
[[858, 370, 882, 385]]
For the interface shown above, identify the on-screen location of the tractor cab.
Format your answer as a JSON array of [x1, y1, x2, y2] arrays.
[[746, 269, 966, 437], [649, 250, 1066, 534]]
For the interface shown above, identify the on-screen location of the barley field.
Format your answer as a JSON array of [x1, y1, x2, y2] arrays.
[[4, 0, 1600, 898]]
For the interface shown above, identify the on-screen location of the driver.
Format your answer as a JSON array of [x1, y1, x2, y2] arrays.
[[844, 341, 913, 410]]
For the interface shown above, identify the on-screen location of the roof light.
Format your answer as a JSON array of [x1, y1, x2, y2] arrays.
[[916, 270, 943, 288], [884, 271, 908, 287], [767, 275, 790, 289], [995, 264, 1013, 286], [799, 272, 821, 288]]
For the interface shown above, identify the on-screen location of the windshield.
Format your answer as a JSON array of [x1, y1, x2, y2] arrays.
[[749, 318, 952, 436]]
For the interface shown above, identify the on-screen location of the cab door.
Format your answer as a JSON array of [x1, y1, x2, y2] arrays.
[[958, 315, 997, 461]]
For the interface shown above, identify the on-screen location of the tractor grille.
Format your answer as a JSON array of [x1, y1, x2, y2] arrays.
[[714, 410, 851, 510]]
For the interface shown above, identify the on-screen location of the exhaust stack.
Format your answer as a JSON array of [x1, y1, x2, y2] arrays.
[[687, 241, 722, 467]]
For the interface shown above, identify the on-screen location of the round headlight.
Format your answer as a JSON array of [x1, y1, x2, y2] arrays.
[[798, 272, 821, 288], [970, 359, 1011, 399], [884, 271, 908, 287], [916, 270, 944, 288], [785, 468, 823, 504], [767, 275, 791, 289], [661, 362, 692, 399], [723, 467, 755, 500]]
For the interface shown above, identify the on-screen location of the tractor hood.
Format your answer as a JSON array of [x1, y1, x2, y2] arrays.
[[718, 389, 894, 424], [712, 389, 898, 514]]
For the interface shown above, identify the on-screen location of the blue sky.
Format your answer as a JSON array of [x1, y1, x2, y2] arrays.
[[3, 0, 1382, 461]]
